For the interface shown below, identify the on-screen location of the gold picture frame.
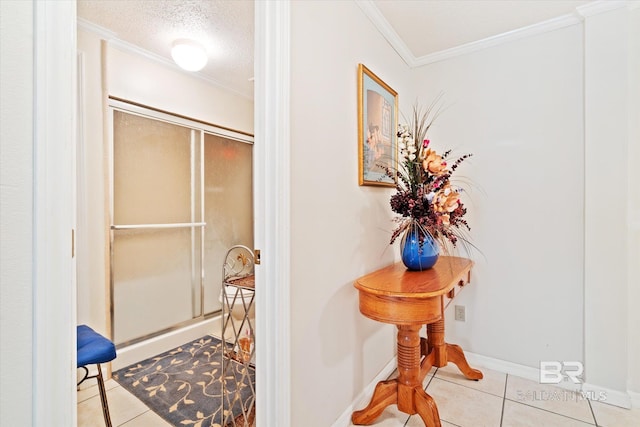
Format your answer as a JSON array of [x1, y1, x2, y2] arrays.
[[357, 63, 398, 187]]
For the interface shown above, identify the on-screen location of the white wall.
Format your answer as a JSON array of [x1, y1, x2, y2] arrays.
[[0, 1, 35, 424], [411, 25, 585, 369], [407, 4, 640, 405], [288, 1, 413, 425], [107, 47, 254, 134], [583, 6, 631, 396], [582, 4, 640, 402], [76, 28, 109, 336], [76, 27, 254, 335], [627, 5, 640, 399]]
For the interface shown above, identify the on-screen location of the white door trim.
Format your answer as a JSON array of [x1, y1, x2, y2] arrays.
[[254, 1, 292, 426], [33, 1, 77, 425]]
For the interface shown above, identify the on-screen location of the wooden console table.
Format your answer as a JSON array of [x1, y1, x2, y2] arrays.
[[352, 256, 483, 427]]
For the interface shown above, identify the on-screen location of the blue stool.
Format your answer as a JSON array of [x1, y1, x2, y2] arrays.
[[77, 325, 117, 427]]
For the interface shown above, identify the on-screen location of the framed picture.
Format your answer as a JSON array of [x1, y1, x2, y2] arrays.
[[358, 63, 398, 187]]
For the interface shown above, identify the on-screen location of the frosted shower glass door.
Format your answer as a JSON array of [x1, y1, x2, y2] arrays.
[[112, 111, 202, 345], [203, 134, 253, 314]]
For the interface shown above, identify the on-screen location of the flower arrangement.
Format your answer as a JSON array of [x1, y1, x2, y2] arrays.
[[386, 101, 473, 252]]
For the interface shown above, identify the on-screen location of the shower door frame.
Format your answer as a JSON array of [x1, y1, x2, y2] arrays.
[[107, 98, 254, 348]]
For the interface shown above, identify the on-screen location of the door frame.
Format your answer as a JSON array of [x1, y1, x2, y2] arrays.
[[34, 1, 293, 425], [33, 0, 77, 425], [254, 2, 292, 426]]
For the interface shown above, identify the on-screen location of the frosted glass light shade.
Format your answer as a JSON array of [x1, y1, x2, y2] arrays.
[[171, 39, 208, 72]]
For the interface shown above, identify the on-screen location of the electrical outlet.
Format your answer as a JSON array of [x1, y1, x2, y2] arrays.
[[454, 305, 466, 322]]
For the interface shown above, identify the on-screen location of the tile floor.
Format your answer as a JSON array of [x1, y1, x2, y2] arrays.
[[347, 364, 640, 427], [78, 363, 640, 427]]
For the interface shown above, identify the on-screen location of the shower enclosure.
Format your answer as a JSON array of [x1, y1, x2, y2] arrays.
[[109, 100, 253, 347]]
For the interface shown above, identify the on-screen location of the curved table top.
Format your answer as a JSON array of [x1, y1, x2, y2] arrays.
[[354, 256, 474, 299]]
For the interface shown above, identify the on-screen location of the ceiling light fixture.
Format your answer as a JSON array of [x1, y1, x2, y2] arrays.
[[171, 39, 208, 72]]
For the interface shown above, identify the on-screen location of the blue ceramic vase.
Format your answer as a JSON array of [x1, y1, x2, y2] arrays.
[[400, 226, 439, 271]]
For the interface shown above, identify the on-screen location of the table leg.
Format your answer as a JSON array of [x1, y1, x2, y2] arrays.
[[427, 319, 483, 380], [351, 380, 397, 425], [414, 387, 441, 427], [396, 324, 422, 414], [397, 325, 440, 427], [426, 319, 447, 366], [352, 324, 441, 426], [446, 343, 483, 380]]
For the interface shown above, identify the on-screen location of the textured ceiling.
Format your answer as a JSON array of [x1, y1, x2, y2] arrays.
[[77, 0, 254, 98], [373, 0, 592, 58], [77, 1, 594, 100]]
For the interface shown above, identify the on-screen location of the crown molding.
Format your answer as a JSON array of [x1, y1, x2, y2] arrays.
[[576, 0, 630, 17], [76, 18, 253, 100], [354, 0, 417, 67], [77, 17, 117, 39], [357, 0, 635, 69], [414, 13, 581, 67]]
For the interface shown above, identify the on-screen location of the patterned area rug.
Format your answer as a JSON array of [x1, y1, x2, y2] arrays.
[[114, 335, 255, 426]]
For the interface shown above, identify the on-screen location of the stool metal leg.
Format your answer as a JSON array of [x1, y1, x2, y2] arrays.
[[95, 364, 113, 427]]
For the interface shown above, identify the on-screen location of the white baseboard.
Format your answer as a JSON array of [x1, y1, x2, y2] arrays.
[[465, 351, 577, 392], [464, 352, 540, 384], [112, 317, 220, 371], [465, 351, 633, 408], [331, 357, 397, 427], [629, 390, 640, 409], [582, 383, 632, 409]]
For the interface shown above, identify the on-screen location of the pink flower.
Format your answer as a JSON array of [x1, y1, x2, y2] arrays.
[[423, 139, 430, 148]]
